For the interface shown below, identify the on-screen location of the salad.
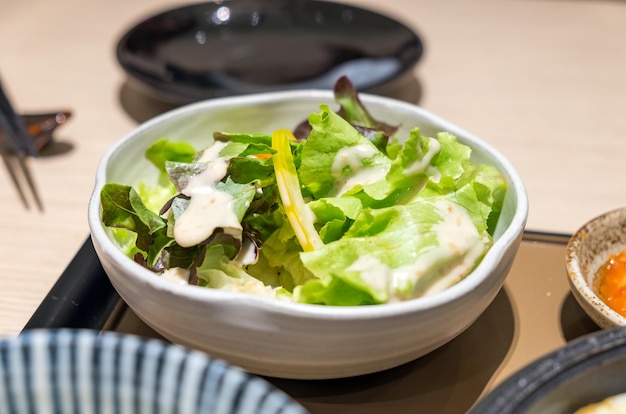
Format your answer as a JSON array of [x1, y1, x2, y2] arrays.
[[100, 77, 506, 306]]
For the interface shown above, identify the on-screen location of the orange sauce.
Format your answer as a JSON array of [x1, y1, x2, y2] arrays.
[[595, 249, 626, 317]]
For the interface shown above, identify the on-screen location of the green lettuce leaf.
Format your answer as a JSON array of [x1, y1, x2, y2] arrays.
[[297, 197, 491, 305], [100, 183, 171, 266], [197, 244, 290, 299], [145, 138, 196, 174], [299, 105, 390, 199]]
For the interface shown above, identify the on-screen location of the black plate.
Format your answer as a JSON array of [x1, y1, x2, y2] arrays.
[[469, 327, 626, 413], [116, 0, 424, 104]]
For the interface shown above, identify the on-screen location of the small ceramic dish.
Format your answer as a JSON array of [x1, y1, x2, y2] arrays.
[[0, 329, 307, 414], [0, 111, 71, 154], [116, 0, 423, 104], [566, 207, 626, 329]]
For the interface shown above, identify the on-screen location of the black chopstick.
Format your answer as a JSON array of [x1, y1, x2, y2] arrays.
[[0, 79, 43, 211], [0, 80, 38, 157]]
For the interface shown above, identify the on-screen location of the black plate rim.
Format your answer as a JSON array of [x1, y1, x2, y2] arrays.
[[469, 327, 626, 413]]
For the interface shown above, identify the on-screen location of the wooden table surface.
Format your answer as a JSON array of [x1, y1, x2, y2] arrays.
[[1, 0, 625, 338]]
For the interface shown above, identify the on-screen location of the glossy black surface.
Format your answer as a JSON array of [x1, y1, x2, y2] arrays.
[[116, 0, 423, 104], [470, 327, 626, 413], [23, 237, 120, 331]]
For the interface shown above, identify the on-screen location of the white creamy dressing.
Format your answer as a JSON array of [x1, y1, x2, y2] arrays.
[[160, 267, 191, 285], [403, 137, 441, 175], [234, 236, 258, 266], [173, 141, 242, 248], [209, 272, 280, 298], [330, 144, 389, 196], [346, 200, 486, 301], [346, 256, 391, 293]]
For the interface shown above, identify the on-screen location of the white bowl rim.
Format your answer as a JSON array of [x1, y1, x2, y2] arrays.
[[566, 207, 626, 327], [88, 89, 529, 320]]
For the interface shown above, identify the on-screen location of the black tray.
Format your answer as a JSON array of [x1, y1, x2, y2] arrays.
[[22, 236, 119, 331], [23, 230, 603, 414]]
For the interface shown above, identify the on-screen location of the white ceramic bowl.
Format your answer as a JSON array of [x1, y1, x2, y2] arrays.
[[566, 207, 626, 329], [88, 90, 528, 379], [0, 329, 306, 413]]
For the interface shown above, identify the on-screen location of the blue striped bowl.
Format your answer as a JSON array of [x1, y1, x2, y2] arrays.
[[0, 329, 307, 414]]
